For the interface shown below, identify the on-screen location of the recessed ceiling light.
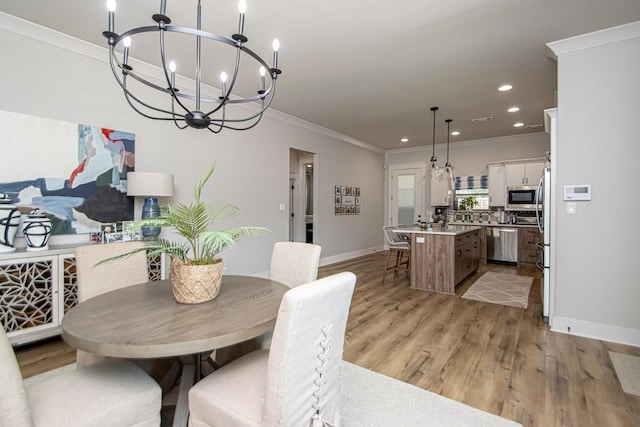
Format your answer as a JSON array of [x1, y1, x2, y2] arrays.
[[451, 131, 460, 136], [471, 116, 493, 122], [513, 122, 524, 127], [400, 138, 408, 143], [507, 107, 520, 113], [499, 84, 513, 92]]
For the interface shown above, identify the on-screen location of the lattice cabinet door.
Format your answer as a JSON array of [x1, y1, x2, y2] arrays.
[[147, 252, 164, 281], [59, 253, 78, 317], [1, 255, 59, 342]]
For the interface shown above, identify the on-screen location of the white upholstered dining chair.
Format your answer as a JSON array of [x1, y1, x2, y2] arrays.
[[74, 241, 149, 366], [0, 323, 161, 427], [189, 271, 356, 427], [213, 241, 323, 366], [268, 241, 322, 288]]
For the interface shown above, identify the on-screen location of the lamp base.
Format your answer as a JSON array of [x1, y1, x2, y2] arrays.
[[141, 197, 161, 238]]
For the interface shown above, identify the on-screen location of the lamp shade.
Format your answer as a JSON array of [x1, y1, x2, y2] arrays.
[[127, 172, 174, 197]]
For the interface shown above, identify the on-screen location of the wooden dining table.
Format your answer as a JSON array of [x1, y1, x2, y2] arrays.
[[61, 275, 289, 427]]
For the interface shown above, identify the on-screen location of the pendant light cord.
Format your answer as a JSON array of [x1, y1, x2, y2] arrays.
[[445, 119, 452, 166], [430, 106, 438, 162]]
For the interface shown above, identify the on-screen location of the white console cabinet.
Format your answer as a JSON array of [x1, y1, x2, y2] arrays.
[[1, 244, 163, 345]]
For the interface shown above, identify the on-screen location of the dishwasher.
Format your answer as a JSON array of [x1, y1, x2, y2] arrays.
[[486, 227, 518, 264]]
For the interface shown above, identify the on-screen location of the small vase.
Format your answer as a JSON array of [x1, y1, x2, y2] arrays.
[[169, 256, 224, 304], [141, 197, 161, 238]]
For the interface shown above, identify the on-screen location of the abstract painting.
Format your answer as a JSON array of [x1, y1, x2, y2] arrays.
[[0, 110, 134, 235]]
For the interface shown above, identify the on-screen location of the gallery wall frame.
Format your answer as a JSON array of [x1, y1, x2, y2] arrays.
[[0, 110, 135, 235], [334, 185, 361, 215]]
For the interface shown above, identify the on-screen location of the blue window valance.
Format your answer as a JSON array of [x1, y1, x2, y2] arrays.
[[454, 175, 488, 190]]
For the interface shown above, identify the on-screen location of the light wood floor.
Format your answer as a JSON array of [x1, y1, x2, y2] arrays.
[[15, 251, 640, 426]]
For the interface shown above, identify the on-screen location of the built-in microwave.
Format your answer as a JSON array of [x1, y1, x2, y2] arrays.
[[506, 186, 540, 210]]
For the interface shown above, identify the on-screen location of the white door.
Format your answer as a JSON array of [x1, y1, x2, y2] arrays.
[[389, 166, 425, 226]]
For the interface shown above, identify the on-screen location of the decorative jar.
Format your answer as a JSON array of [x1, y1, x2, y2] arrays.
[[0, 193, 21, 253], [22, 209, 53, 251]]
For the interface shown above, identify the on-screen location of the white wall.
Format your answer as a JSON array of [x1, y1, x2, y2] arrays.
[[548, 21, 640, 345], [0, 13, 385, 274]]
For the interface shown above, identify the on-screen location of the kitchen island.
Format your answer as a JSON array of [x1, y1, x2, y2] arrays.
[[395, 225, 481, 295]]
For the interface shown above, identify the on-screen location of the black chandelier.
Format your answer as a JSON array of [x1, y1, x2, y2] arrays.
[[103, 0, 282, 133]]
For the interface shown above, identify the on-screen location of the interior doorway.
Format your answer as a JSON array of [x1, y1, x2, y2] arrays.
[[289, 148, 317, 243]]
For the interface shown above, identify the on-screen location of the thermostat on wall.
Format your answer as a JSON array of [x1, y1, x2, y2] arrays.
[[564, 184, 591, 201]]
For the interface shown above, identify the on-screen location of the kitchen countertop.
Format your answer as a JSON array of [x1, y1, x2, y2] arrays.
[[394, 225, 481, 236], [448, 221, 539, 228]]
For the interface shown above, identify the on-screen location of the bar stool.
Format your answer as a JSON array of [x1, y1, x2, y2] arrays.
[[382, 225, 411, 282]]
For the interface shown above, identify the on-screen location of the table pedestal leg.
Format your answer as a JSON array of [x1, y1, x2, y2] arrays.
[[172, 360, 196, 427]]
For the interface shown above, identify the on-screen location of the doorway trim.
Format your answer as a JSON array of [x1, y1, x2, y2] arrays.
[[386, 162, 426, 228]]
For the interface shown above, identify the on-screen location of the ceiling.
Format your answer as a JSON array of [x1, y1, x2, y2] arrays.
[[2, 0, 640, 150]]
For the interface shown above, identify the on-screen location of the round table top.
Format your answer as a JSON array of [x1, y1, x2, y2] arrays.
[[61, 275, 289, 358]]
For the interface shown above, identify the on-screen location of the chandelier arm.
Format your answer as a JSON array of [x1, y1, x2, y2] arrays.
[[204, 48, 242, 118], [169, 98, 189, 129], [158, 28, 192, 116], [217, 112, 265, 131], [206, 124, 224, 134], [123, 90, 185, 123], [109, 48, 186, 119], [210, 97, 267, 130], [209, 90, 274, 124]]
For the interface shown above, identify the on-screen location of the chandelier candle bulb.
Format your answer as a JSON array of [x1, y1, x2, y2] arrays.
[[169, 61, 176, 89], [122, 36, 131, 68], [220, 72, 228, 99], [259, 66, 266, 93], [238, 0, 247, 36], [107, 0, 116, 32], [272, 38, 280, 69]]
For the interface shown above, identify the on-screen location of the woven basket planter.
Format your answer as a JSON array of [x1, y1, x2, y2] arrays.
[[169, 256, 224, 304]]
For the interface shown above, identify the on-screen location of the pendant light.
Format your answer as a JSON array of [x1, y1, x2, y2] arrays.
[[429, 106, 441, 179], [444, 118, 454, 185]]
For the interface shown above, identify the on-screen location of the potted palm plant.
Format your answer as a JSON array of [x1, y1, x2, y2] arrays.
[[105, 163, 268, 304]]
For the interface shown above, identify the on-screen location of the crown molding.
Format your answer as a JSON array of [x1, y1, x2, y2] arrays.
[[547, 20, 640, 59]]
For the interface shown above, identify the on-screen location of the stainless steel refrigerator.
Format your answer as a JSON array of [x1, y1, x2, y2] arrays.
[[536, 168, 551, 322]]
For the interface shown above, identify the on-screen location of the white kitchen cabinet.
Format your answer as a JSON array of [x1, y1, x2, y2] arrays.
[[430, 177, 452, 207], [488, 164, 506, 207], [1, 244, 163, 345], [505, 160, 545, 187]]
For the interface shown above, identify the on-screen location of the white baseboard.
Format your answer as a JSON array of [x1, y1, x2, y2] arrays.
[[249, 245, 384, 279], [551, 316, 640, 347], [319, 245, 385, 267]]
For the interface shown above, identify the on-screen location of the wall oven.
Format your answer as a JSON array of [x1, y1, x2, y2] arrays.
[[506, 186, 540, 210]]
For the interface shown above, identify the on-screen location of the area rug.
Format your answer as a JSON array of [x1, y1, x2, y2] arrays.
[[462, 272, 533, 309], [341, 361, 522, 426], [609, 352, 640, 397]]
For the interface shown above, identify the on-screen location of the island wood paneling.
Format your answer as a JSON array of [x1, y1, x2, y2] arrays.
[[15, 251, 640, 427], [410, 229, 479, 295]]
